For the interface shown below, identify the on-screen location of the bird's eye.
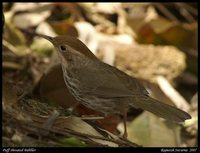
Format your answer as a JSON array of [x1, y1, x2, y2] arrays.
[[60, 45, 66, 52]]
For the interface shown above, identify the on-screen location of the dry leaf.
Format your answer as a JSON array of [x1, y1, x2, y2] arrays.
[[127, 112, 181, 147], [14, 11, 51, 29], [74, 21, 98, 55], [52, 116, 119, 147]]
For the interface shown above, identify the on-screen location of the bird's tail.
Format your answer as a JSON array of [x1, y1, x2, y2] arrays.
[[129, 96, 191, 122]]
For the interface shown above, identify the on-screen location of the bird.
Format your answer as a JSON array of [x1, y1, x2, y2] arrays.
[[34, 33, 191, 138]]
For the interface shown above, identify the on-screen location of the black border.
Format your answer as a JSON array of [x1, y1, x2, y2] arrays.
[[1, 1, 199, 153]]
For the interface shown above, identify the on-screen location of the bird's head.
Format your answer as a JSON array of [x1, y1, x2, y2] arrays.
[[35, 34, 97, 66]]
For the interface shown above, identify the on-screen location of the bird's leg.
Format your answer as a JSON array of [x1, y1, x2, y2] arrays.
[[40, 110, 60, 136], [123, 110, 128, 139]]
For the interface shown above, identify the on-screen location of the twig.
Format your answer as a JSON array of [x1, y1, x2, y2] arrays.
[[156, 76, 190, 112], [175, 3, 197, 16], [9, 114, 141, 147], [154, 3, 180, 23], [3, 39, 19, 55], [174, 3, 195, 23]]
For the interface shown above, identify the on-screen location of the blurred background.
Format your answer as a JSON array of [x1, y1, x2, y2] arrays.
[[2, 2, 198, 147]]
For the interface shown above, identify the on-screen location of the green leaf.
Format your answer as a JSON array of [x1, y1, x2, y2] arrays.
[[59, 137, 87, 147]]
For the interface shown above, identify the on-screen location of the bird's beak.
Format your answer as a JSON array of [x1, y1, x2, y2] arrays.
[[34, 33, 55, 44]]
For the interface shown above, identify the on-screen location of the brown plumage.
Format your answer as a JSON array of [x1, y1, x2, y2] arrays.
[[36, 33, 191, 138]]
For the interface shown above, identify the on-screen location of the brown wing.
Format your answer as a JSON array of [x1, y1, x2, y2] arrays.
[[76, 61, 148, 98]]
